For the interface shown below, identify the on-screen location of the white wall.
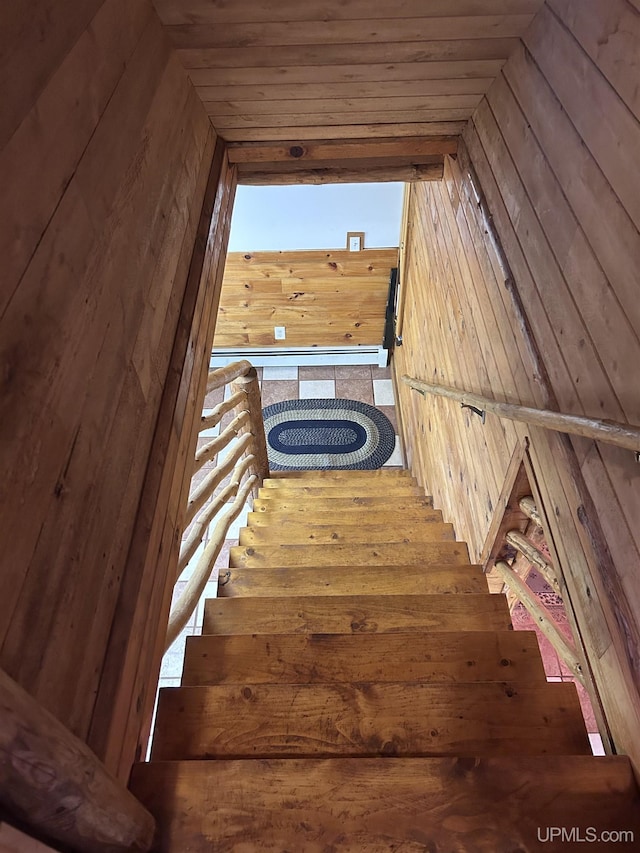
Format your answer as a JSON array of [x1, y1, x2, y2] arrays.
[[227, 183, 404, 252]]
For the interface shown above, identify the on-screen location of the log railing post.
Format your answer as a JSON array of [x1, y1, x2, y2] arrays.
[[0, 668, 154, 853], [231, 366, 270, 492]]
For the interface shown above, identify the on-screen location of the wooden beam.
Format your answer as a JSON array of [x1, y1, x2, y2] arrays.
[[227, 137, 458, 165], [0, 669, 153, 853], [237, 161, 444, 185]]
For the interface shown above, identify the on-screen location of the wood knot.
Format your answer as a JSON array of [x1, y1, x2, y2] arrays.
[[289, 145, 305, 158]]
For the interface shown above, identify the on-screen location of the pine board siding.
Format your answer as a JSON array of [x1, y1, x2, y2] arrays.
[[0, 0, 233, 780], [214, 249, 398, 348], [395, 0, 640, 770], [155, 0, 544, 142]]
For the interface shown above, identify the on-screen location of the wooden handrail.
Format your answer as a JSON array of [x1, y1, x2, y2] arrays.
[[166, 360, 270, 650], [0, 668, 154, 852], [166, 463, 257, 649], [402, 375, 640, 453]]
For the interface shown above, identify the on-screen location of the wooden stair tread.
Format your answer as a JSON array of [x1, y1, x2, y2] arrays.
[[130, 756, 640, 853], [257, 485, 424, 498], [246, 508, 444, 526], [262, 477, 418, 489], [230, 541, 470, 568], [239, 521, 456, 545], [218, 564, 487, 596], [181, 631, 547, 686], [253, 496, 434, 513], [267, 469, 413, 480], [202, 594, 512, 635], [151, 682, 590, 760]]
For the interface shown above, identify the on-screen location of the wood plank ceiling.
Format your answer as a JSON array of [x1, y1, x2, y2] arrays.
[[154, 1, 543, 143]]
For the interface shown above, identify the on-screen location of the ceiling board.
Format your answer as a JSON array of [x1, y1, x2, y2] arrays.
[[155, 1, 544, 144]]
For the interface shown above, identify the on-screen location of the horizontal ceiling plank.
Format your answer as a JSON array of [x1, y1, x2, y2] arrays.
[[227, 137, 458, 164], [155, 0, 544, 26], [195, 78, 495, 102], [166, 17, 535, 49], [236, 162, 444, 184], [210, 109, 473, 129], [217, 121, 468, 142], [186, 60, 506, 87], [205, 94, 482, 116], [177, 39, 521, 68]]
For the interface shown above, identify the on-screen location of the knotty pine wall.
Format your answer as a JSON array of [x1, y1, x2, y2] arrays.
[[0, 0, 235, 779], [395, 0, 640, 769], [215, 249, 398, 348]]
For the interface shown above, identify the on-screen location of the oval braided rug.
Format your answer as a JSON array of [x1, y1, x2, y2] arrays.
[[262, 398, 396, 470]]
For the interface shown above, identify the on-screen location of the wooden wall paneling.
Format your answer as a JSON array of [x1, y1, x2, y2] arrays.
[[446, 152, 533, 406], [423, 181, 510, 504], [165, 18, 537, 50], [0, 0, 105, 149], [209, 109, 475, 131], [215, 250, 397, 349], [218, 123, 469, 143], [155, 1, 544, 26], [188, 62, 506, 87], [52, 83, 212, 736], [393, 184, 501, 556], [199, 79, 495, 102], [471, 99, 624, 424], [0, 0, 223, 777], [0, 14, 179, 721], [462, 125, 579, 414], [547, 0, 640, 122], [177, 40, 522, 71], [5, 48, 198, 728], [417, 189, 501, 552], [525, 5, 640, 232], [0, 0, 153, 323], [502, 45, 640, 372], [87, 142, 236, 780], [489, 63, 640, 423]]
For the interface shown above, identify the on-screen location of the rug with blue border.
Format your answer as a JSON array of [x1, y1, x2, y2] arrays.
[[262, 398, 396, 470]]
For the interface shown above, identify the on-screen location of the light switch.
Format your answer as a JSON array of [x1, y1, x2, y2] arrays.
[[349, 235, 362, 251], [274, 326, 286, 340]]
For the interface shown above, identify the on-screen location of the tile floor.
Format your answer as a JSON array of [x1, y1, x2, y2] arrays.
[[159, 363, 402, 689]]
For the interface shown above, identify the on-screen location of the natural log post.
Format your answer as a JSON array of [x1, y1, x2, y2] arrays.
[[231, 366, 270, 491], [519, 495, 542, 527], [206, 360, 252, 393], [0, 669, 154, 853], [505, 530, 561, 597], [494, 562, 585, 684]]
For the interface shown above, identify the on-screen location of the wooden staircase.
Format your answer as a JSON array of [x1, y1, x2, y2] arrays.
[[131, 470, 640, 851]]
